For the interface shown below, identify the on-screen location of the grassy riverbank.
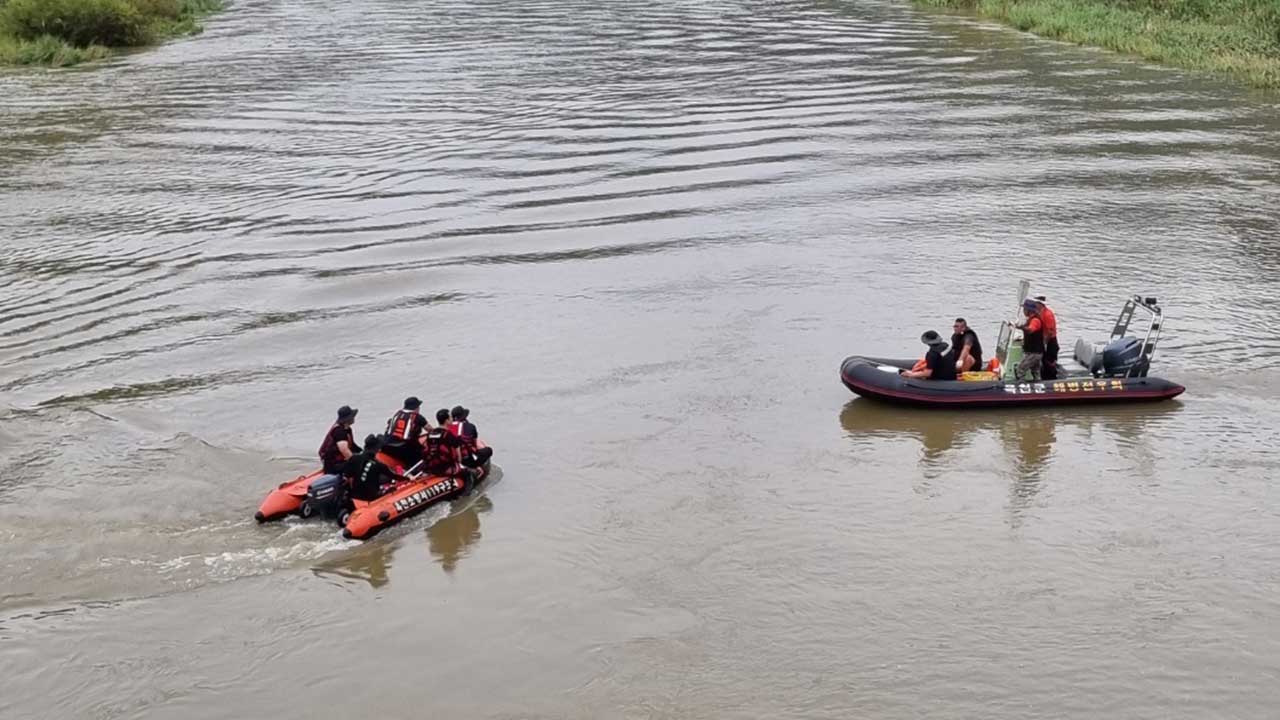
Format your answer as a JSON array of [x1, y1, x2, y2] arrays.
[[0, 0, 222, 67], [915, 0, 1280, 88]]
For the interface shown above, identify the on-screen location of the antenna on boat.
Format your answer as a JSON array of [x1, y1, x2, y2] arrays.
[[995, 279, 1032, 381]]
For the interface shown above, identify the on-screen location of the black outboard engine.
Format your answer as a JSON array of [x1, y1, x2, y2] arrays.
[[1101, 336, 1145, 377], [1073, 294, 1162, 378], [302, 474, 345, 519], [1075, 336, 1148, 378]]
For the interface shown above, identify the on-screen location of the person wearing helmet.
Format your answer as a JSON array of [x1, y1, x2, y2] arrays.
[[1016, 299, 1045, 381], [318, 405, 362, 474], [899, 331, 956, 380]]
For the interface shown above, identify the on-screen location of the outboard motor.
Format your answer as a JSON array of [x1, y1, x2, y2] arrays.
[[1074, 336, 1148, 377], [302, 474, 345, 519], [1101, 336, 1145, 377]]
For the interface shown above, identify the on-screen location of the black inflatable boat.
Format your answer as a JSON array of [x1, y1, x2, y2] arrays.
[[840, 356, 1184, 408], [840, 292, 1186, 409]]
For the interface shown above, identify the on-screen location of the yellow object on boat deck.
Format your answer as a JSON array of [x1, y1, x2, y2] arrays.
[[959, 371, 999, 381]]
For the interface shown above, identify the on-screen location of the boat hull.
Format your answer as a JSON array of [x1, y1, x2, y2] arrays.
[[840, 356, 1184, 408], [341, 462, 489, 540]]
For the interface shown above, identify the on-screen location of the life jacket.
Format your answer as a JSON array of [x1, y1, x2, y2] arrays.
[[447, 420, 477, 452], [318, 423, 351, 469], [1023, 316, 1045, 354], [386, 410, 422, 442], [1040, 305, 1058, 340], [423, 427, 456, 471]]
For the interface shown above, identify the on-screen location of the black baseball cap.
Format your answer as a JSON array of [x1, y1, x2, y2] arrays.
[[337, 405, 358, 421], [404, 396, 422, 410]]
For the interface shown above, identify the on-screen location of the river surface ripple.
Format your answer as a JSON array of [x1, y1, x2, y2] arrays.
[[2, 0, 1279, 718]]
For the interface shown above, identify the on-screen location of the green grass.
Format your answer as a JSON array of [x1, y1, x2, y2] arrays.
[[0, 0, 224, 67], [914, 0, 1280, 88]]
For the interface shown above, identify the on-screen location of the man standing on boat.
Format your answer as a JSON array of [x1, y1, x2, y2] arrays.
[[951, 318, 983, 374], [1033, 296, 1059, 379], [899, 331, 957, 380], [1016, 300, 1045, 381]]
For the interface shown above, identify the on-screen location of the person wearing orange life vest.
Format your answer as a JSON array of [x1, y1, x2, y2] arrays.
[[383, 396, 428, 467], [1033, 296, 1059, 380], [447, 406, 493, 469]]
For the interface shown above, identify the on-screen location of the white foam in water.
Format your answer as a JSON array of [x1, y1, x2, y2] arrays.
[[201, 535, 359, 579]]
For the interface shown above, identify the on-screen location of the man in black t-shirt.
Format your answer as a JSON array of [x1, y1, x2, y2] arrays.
[[341, 435, 405, 501], [950, 318, 983, 374], [900, 331, 957, 381]]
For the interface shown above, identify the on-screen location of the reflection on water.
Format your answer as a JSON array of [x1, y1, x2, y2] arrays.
[[313, 538, 394, 588], [839, 398, 1186, 522], [427, 495, 493, 574], [311, 473, 499, 587]]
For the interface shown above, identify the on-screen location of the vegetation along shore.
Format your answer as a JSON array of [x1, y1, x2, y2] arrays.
[[0, 0, 222, 67], [914, 0, 1280, 88]]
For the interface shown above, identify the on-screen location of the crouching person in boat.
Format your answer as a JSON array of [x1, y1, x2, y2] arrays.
[[342, 435, 407, 502], [422, 409, 463, 475], [899, 331, 957, 380], [448, 406, 494, 469], [950, 317, 983, 374]]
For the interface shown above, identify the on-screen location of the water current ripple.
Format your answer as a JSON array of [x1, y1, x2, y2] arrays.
[[2, 0, 1280, 717]]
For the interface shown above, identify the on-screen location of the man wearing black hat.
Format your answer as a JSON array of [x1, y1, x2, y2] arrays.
[[319, 405, 362, 475], [899, 331, 957, 380], [383, 397, 429, 468]]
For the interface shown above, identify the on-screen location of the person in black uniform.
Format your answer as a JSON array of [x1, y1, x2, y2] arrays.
[[341, 435, 406, 501], [900, 331, 957, 380], [951, 318, 984, 374]]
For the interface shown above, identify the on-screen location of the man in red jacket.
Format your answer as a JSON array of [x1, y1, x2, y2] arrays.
[[1034, 296, 1059, 379]]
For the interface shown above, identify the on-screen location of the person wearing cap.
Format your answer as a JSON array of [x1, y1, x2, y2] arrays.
[[448, 406, 494, 468], [318, 405, 362, 475], [383, 396, 429, 468], [341, 435, 407, 502], [900, 331, 957, 380], [1016, 299, 1045, 381], [1033, 296, 1059, 380], [950, 317, 983, 374]]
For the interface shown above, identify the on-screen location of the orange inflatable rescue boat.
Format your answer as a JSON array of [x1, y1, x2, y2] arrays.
[[254, 444, 492, 540]]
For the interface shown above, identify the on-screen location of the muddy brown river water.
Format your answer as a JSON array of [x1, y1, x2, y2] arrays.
[[2, 0, 1279, 717]]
